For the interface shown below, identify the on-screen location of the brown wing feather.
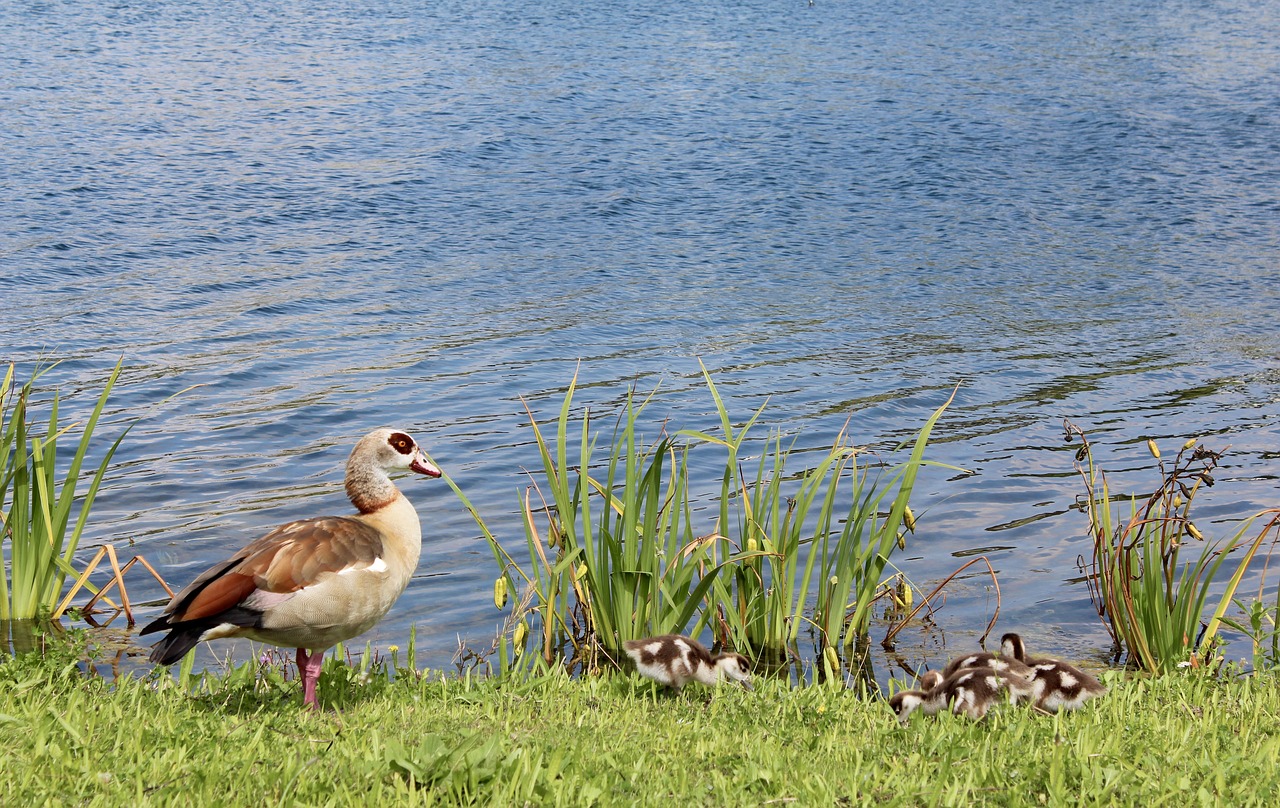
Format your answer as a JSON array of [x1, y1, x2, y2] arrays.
[[162, 516, 385, 625], [174, 572, 258, 623]]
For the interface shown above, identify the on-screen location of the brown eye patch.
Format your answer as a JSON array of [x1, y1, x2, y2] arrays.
[[388, 432, 414, 454]]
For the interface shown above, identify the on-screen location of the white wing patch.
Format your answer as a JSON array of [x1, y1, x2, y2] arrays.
[[338, 557, 389, 575]]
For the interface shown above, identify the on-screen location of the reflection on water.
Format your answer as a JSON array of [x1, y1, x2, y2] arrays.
[[3, 0, 1278, 683]]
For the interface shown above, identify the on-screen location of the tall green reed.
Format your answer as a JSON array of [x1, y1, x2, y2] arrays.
[[442, 367, 953, 676], [505, 372, 726, 670], [1, 360, 130, 620], [1071, 421, 1280, 674], [689, 377, 955, 666]]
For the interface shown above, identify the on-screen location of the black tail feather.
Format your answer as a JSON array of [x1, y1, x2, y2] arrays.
[[144, 607, 262, 665], [149, 629, 204, 666], [138, 614, 171, 637]]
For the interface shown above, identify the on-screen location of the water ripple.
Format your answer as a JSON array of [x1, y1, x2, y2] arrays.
[[3, 0, 1278, 673]]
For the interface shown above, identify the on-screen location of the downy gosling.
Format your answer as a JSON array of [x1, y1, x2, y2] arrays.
[[889, 666, 1035, 724], [623, 634, 753, 691]]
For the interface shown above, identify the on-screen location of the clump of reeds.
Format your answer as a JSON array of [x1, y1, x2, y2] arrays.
[[444, 367, 952, 678], [1070, 421, 1280, 674], [693, 376, 953, 678], [1, 360, 129, 622]]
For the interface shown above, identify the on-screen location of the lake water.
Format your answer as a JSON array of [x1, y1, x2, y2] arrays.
[[3, 0, 1279, 684]]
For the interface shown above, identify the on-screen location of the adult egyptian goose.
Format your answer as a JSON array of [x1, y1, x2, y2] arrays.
[[1000, 633, 1107, 711], [622, 634, 754, 691], [140, 428, 441, 709], [889, 666, 1035, 724]]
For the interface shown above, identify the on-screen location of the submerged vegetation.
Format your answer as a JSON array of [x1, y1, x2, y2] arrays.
[[4, 639, 1280, 806], [447, 367, 954, 679]]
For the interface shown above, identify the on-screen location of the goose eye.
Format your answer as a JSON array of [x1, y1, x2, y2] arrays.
[[388, 432, 414, 454]]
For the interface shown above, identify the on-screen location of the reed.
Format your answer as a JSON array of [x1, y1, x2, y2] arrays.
[[451, 367, 952, 676], [690, 376, 955, 667], [0, 360, 130, 621], [1070, 421, 1280, 674], [503, 371, 726, 671]]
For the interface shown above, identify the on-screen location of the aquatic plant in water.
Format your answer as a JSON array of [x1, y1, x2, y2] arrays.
[[0, 360, 129, 621], [443, 367, 951, 677], [1070, 421, 1280, 674]]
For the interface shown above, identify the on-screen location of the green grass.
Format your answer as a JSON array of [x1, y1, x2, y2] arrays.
[[4, 644, 1280, 806]]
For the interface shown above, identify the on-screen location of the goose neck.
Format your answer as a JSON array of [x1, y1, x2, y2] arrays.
[[346, 460, 399, 514]]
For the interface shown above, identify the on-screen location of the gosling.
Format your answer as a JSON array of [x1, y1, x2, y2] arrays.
[[940, 647, 1035, 681], [1000, 633, 1107, 711], [623, 634, 754, 691], [889, 666, 1035, 724], [999, 632, 1052, 666]]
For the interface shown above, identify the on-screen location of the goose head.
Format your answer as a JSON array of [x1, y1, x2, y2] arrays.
[[355, 428, 440, 476], [888, 689, 927, 724], [919, 670, 944, 691], [345, 428, 441, 513]]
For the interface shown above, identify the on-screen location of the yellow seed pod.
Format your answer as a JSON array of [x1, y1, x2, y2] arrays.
[[896, 531, 906, 551], [824, 646, 840, 671], [829, 575, 839, 588], [1172, 495, 1183, 509], [1147, 439, 1161, 459], [493, 576, 508, 610], [576, 562, 588, 581], [1187, 523, 1204, 541], [903, 505, 917, 532], [746, 537, 759, 553], [895, 576, 913, 610], [1183, 437, 1198, 450], [513, 621, 527, 648]]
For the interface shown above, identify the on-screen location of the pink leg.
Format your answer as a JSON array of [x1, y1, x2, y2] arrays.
[[296, 648, 325, 709]]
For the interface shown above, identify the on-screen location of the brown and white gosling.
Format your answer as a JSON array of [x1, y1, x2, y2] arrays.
[[939, 645, 1035, 681], [623, 634, 753, 691], [889, 666, 1036, 724], [1001, 633, 1106, 712]]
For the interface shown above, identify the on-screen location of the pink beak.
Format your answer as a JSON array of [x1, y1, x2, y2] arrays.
[[410, 451, 442, 478]]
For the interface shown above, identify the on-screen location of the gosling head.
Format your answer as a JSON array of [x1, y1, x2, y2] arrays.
[[888, 689, 928, 724], [713, 652, 754, 691], [1000, 633, 1027, 662], [919, 670, 944, 691]]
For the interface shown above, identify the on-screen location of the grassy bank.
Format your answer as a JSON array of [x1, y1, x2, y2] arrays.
[[2, 647, 1279, 807]]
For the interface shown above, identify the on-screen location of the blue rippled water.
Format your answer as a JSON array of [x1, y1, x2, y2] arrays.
[[3, 0, 1278, 680]]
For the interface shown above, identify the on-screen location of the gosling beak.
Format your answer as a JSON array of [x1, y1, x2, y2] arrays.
[[739, 679, 754, 692]]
